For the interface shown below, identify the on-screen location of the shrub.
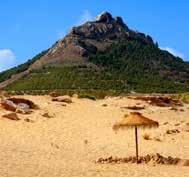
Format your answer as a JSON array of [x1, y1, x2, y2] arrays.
[[181, 93, 189, 104], [78, 93, 96, 100]]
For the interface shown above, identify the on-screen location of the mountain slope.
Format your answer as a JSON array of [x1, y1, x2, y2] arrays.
[[0, 12, 189, 93], [0, 50, 48, 87]]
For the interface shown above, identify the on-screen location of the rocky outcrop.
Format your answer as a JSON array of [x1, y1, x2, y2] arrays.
[[16, 103, 31, 114], [49, 91, 59, 97], [7, 97, 37, 109], [52, 95, 72, 103], [0, 97, 37, 114], [96, 12, 114, 23], [42, 112, 53, 118], [30, 12, 153, 70], [0, 12, 158, 89], [128, 95, 183, 107], [1, 100, 17, 111], [2, 112, 20, 121]]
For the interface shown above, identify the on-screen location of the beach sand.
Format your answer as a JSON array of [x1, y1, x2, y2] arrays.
[[0, 95, 189, 177]]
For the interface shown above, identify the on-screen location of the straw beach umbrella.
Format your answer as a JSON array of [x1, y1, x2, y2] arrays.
[[113, 112, 159, 163]]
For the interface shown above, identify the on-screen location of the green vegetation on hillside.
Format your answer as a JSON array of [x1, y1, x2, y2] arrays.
[[175, 93, 189, 104], [3, 39, 189, 94], [5, 65, 188, 95], [89, 39, 189, 84]]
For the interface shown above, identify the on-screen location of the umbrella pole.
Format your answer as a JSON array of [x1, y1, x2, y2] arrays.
[[135, 126, 139, 163]]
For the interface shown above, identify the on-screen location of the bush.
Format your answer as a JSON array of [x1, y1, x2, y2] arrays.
[[181, 93, 189, 104], [78, 93, 96, 100], [174, 93, 189, 104]]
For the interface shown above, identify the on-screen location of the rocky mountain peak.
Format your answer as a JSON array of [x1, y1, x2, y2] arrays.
[[115, 16, 124, 26], [95, 11, 114, 23], [95, 12, 125, 27], [1, 12, 189, 92], [30, 12, 154, 69]]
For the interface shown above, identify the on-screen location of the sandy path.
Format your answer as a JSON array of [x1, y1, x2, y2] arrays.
[[0, 96, 189, 177]]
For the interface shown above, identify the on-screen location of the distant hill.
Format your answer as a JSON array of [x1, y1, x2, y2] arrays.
[[0, 12, 189, 94]]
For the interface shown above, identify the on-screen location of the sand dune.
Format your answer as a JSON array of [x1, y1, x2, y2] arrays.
[[0, 95, 189, 177]]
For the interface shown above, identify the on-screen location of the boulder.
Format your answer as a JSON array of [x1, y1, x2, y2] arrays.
[[42, 112, 53, 118], [102, 103, 108, 107], [0, 99, 17, 111], [145, 154, 151, 163], [24, 118, 34, 123], [166, 129, 180, 134], [7, 97, 36, 109], [16, 103, 31, 114], [61, 103, 67, 107], [2, 112, 19, 121], [52, 95, 72, 103], [1, 98, 36, 114], [49, 91, 59, 97]]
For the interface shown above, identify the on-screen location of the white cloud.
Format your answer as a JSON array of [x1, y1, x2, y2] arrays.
[[160, 47, 185, 59], [0, 49, 16, 72], [77, 10, 93, 25], [56, 10, 93, 40]]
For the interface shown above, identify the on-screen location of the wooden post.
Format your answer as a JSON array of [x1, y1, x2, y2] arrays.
[[135, 126, 139, 163]]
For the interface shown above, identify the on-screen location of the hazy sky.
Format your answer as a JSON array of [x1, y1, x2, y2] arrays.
[[0, 0, 188, 71]]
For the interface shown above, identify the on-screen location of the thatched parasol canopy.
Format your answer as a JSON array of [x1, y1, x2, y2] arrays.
[[113, 112, 159, 163], [113, 112, 159, 130]]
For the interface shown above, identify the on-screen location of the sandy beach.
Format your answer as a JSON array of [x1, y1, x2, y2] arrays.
[[0, 95, 189, 177]]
